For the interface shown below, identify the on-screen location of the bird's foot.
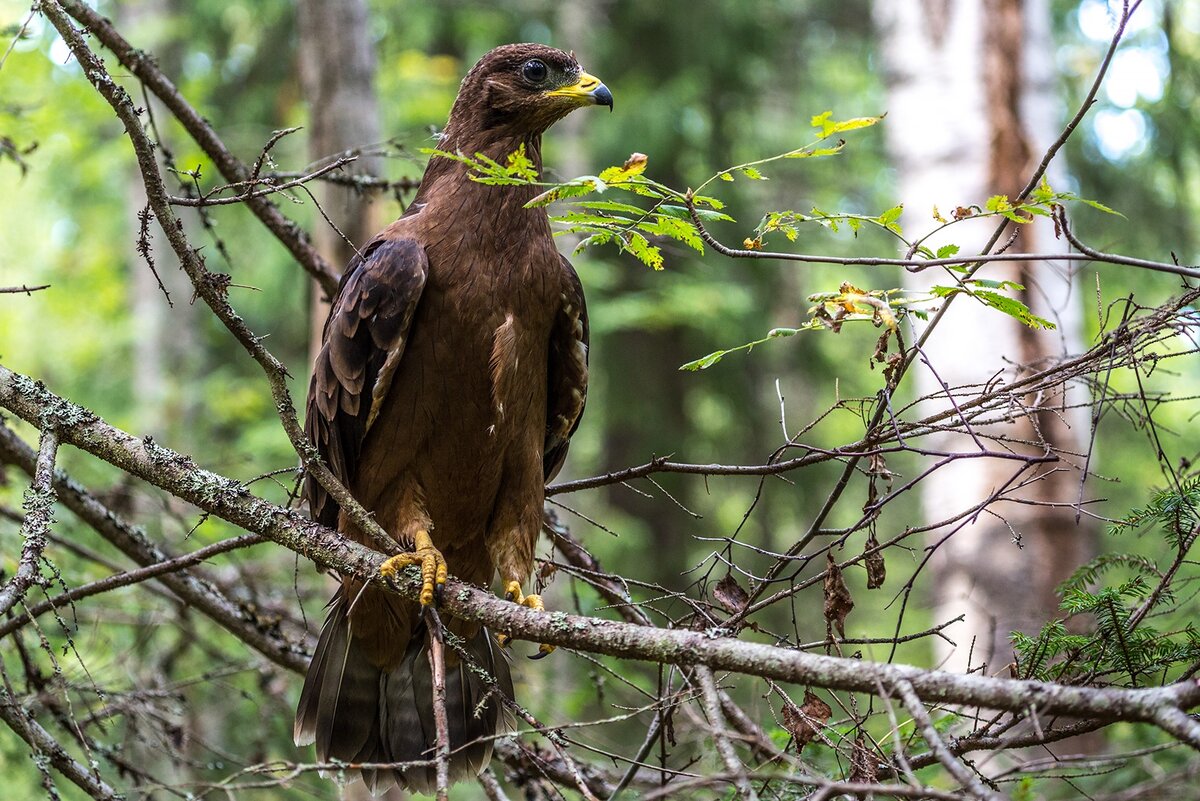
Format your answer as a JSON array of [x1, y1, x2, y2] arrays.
[[379, 529, 447, 606], [497, 580, 555, 659]]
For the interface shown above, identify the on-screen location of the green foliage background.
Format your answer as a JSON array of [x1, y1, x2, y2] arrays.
[[1, 0, 1198, 798]]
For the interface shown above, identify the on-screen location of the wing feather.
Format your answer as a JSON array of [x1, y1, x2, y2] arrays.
[[304, 237, 429, 529], [544, 255, 589, 482]]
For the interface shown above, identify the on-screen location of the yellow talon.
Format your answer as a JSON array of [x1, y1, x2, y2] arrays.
[[500, 581, 555, 656], [379, 530, 447, 607]]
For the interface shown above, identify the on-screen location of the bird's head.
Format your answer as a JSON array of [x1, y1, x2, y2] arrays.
[[446, 43, 613, 139]]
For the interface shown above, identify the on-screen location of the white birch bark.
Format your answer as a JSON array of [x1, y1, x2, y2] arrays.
[[874, 0, 1091, 672]]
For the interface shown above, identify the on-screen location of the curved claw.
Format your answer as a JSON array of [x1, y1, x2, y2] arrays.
[[528, 643, 555, 660], [501, 581, 555, 657], [379, 530, 447, 607]]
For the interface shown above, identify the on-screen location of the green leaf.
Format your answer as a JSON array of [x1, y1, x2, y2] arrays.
[[504, 143, 538, 181], [1078, 197, 1125, 217], [659, 204, 735, 223], [969, 278, 1024, 291], [691, 193, 725, 210], [985, 194, 1011, 213], [973, 290, 1056, 329], [569, 200, 651, 216], [598, 152, 648, 184], [935, 244, 960, 259], [680, 350, 727, 371], [639, 215, 704, 253], [624, 232, 664, 270], [785, 143, 845, 159], [810, 111, 884, 138], [526, 180, 598, 207], [718, 171, 735, 182], [740, 166, 767, 180], [877, 205, 903, 225]]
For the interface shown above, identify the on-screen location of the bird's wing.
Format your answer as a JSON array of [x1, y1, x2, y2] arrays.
[[544, 254, 590, 482], [305, 237, 429, 528]]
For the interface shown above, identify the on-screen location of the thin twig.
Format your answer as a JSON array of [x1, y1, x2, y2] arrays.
[[0, 534, 266, 639], [58, 0, 340, 295], [167, 156, 357, 207], [0, 656, 121, 800], [0, 284, 51, 295], [426, 609, 451, 801]]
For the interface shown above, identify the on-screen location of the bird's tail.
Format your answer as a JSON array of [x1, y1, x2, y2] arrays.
[[294, 592, 514, 794]]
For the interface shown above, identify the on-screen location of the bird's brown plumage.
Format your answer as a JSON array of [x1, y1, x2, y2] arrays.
[[294, 44, 607, 793]]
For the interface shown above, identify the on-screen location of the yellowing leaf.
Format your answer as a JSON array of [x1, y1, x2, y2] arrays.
[[598, 151, 648, 184], [811, 111, 885, 138], [785, 143, 845, 159]]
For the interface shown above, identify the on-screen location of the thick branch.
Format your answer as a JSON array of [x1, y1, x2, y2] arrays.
[[3, 366, 1200, 732], [894, 680, 1004, 801]]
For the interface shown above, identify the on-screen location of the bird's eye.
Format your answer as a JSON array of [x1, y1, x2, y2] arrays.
[[522, 59, 548, 84]]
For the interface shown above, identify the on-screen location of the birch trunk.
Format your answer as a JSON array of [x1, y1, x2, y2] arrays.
[[873, 0, 1092, 672]]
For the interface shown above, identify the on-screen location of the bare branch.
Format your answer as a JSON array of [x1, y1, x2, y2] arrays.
[[56, 0, 340, 295], [0, 428, 57, 616], [167, 156, 357, 207], [894, 680, 1005, 801], [39, 0, 398, 556], [695, 666, 759, 801], [0, 284, 50, 295], [427, 613, 452, 801], [0, 673, 121, 800], [4, 363, 1199, 739], [0, 533, 265, 639], [0, 422, 310, 672]]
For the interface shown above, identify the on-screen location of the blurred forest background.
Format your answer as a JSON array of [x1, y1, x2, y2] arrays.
[[1, 0, 1198, 799]]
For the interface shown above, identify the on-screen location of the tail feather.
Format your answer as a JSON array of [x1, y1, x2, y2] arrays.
[[295, 591, 514, 794]]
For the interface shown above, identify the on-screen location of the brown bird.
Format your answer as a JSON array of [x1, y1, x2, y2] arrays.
[[293, 44, 609, 793]]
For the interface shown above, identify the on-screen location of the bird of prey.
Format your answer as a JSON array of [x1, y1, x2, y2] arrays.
[[294, 44, 611, 793]]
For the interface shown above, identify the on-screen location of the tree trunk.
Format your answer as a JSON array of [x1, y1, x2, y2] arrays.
[[297, 0, 384, 364], [873, 0, 1092, 673]]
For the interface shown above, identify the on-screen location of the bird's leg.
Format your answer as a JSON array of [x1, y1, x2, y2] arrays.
[[497, 580, 554, 658], [379, 529, 448, 606]]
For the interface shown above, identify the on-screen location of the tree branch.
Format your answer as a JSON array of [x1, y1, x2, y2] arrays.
[[56, 0, 340, 295], [0, 422, 310, 673], [39, 0, 399, 557], [0, 428, 57, 617], [3, 365, 1200, 735]]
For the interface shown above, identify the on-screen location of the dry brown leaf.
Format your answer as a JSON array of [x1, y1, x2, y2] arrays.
[[849, 733, 878, 783], [781, 689, 832, 751], [864, 532, 886, 590], [713, 573, 749, 614], [823, 552, 854, 639]]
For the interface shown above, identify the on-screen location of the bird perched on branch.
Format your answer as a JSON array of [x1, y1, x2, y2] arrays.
[[294, 44, 610, 793]]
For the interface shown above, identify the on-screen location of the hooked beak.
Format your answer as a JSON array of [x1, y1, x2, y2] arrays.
[[546, 70, 614, 111]]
